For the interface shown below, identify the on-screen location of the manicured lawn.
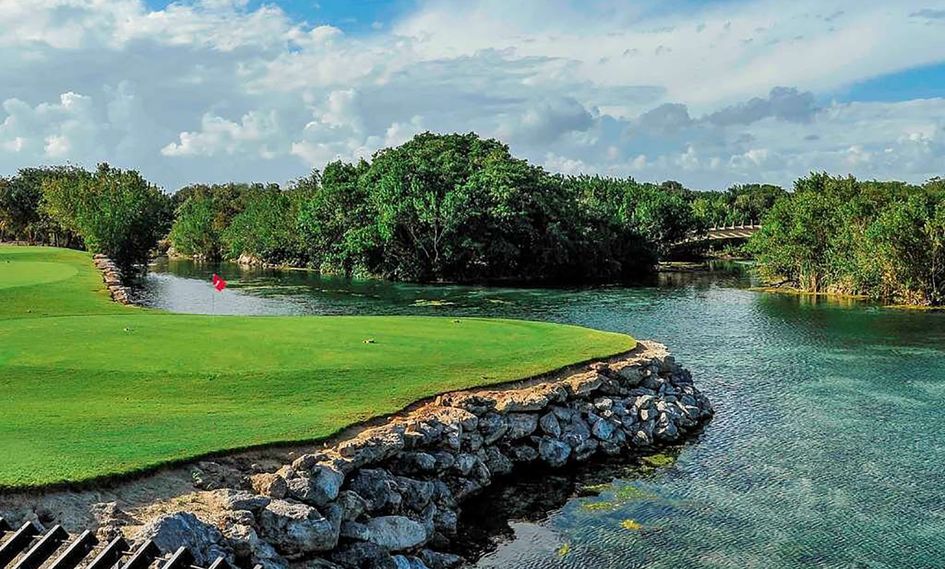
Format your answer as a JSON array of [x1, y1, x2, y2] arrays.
[[0, 246, 634, 488]]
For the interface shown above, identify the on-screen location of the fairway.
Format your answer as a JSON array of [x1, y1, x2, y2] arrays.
[[0, 246, 634, 488]]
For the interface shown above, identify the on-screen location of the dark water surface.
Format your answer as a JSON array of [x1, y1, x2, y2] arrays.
[[139, 259, 945, 568]]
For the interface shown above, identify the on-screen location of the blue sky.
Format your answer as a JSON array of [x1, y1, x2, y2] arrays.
[[1, 0, 944, 190], [145, 0, 419, 32]]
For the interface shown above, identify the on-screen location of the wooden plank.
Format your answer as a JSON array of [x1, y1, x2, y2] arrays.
[[120, 541, 159, 569], [157, 548, 191, 569], [47, 530, 98, 569], [0, 522, 40, 569], [205, 557, 229, 569], [10, 525, 68, 569], [85, 537, 128, 569]]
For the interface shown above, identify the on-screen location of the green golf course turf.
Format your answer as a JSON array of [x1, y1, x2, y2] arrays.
[[0, 246, 635, 489]]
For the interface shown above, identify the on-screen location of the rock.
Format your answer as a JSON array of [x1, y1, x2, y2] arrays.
[[355, 516, 430, 551], [312, 464, 345, 504], [301, 559, 344, 569], [395, 452, 437, 474], [632, 428, 652, 446], [539, 412, 561, 437], [505, 413, 538, 439], [616, 365, 643, 386], [395, 476, 435, 512], [432, 507, 458, 536], [214, 489, 271, 512], [337, 426, 406, 467], [392, 555, 430, 569], [552, 406, 575, 422], [418, 550, 464, 569], [505, 444, 539, 463], [437, 393, 496, 415], [251, 473, 288, 499], [432, 451, 455, 472], [494, 391, 549, 413], [223, 523, 284, 569], [453, 454, 477, 476], [538, 438, 571, 467], [563, 372, 602, 397], [478, 413, 509, 445], [348, 469, 402, 512], [573, 438, 599, 461], [330, 542, 397, 569], [561, 417, 591, 448], [591, 418, 617, 441], [594, 398, 614, 411], [134, 512, 229, 565], [641, 372, 663, 391], [337, 490, 369, 521], [655, 420, 680, 441], [461, 432, 484, 452], [292, 454, 321, 471], [482, 447, 513, 477], [258, 500, 341, 555]]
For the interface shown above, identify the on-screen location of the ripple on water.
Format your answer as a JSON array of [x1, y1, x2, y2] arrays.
[[138, 261, 945, 568]]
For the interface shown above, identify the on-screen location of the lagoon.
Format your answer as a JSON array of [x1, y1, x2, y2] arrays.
[[140, 259, 945, 568]]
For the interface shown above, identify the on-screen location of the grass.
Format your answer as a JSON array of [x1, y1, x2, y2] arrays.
[[0, 246, 635, 489]]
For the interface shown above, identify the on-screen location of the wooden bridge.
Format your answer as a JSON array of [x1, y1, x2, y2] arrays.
[[0, 518, 249, 569], [675, 223, 762, 246]]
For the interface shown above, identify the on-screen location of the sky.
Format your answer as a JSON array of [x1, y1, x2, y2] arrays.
[[1, 0, 944, 192]]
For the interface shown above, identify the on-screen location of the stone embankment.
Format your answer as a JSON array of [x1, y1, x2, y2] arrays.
[[0, 343, 711, 569], [92, 254, 133, 305]]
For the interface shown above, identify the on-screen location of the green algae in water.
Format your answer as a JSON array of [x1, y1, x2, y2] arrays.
[[641, 453, 675, 468], [621, 519, 643, 531], [412, 299, 456, 306], [581, 501, 619, 512], [579, 483, 657, 511]]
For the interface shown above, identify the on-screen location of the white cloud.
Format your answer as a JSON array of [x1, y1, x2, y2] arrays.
[[0, 0, 943, 191], [162, 110, 283, 158]]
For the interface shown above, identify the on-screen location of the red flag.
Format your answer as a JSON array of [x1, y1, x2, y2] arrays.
[[211, 273, 227, 292]]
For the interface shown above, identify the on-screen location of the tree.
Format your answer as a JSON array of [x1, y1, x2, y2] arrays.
[[0, 166, 85, 246], [223, 188, 305, 264], [295, 160, 375, 275], [41, 163, 171, 267], [168, 183, 275, 260]]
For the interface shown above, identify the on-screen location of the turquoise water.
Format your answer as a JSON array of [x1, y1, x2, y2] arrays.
[[140, 260, 945, 568]]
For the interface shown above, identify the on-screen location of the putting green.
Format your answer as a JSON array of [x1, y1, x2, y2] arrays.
[[0, 261, 78, 289], [0, 246, 635, 488]]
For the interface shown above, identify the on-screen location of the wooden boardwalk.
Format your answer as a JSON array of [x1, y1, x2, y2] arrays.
[[0, 518, 246, 569]]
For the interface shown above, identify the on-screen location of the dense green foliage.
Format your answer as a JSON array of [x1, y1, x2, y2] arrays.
[[169, 133, 704, 282], [0, 164, 172, 267], [689, 184, 787, 227], [749, 174, 945, 305], [41, 164, 172, 266], [0, 245, 633, 488]]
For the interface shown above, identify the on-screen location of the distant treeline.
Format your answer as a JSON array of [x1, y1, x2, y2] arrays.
[[749, 173, 945, 306], [13, 132, 943, 304], [0, 133, 782, 280], [165, 133, 791, 282]]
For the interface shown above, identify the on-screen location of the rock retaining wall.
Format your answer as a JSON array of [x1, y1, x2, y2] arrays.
[[92, 254, 133, 305], [119, 342, 712, 569]]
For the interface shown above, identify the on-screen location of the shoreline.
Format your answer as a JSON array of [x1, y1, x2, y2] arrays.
[[749, 285, 944, 311], [0, 342, 713, 569]]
